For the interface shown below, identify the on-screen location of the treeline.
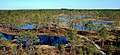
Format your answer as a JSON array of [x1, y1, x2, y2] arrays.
[[0, 9, 120, 17], [0, 9, 120, 26]]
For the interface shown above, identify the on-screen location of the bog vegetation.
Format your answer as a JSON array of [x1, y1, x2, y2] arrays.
[[0, 9, 120, 55]]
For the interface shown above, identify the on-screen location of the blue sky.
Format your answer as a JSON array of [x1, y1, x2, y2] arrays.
[[0, 0, 120, 9]]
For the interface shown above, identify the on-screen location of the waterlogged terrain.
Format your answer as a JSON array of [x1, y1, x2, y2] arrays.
[[0, 10, 120, 55], [60, 20, 111, 30]]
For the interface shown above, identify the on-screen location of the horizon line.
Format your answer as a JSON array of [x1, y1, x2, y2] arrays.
[[0, 8, 120, 10]]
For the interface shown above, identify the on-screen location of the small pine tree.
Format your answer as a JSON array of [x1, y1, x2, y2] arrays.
[[15, 30, 40, 54]]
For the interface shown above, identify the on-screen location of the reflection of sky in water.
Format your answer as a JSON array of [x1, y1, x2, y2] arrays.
[[60, 22, 69, 24], [59, 15, 110, 30], [59, 16, 92, 19], [60, 21, 109, 30], [70, 26, 101, 30], [16, 24, 38, 29], [61, 21, 109, 25], [93, 21, 109, 25]]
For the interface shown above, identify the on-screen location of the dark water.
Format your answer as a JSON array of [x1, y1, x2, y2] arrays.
[[0, 32, 15, 40], [0, 32, 68, 46]]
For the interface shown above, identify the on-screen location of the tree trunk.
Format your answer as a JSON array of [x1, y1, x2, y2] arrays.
[[20, 44, 23, 52], [101, 38, 105, 48], [79, 47, 83, 55], [62, 48, 65, 55], [3, 46, 6, 55], [70, 44, 73, 55]]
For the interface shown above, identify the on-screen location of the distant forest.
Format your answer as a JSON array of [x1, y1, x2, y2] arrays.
[[0, 9, 120, 27], [0, 9, 120, 18]]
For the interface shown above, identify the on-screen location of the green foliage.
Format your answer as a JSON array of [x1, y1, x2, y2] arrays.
[[0, 38, 10, 55], [97, 25, 109, 39], [85, 20, 95, 31], [115, 30, 120, 37], [83, 42, 101, 55], [67, 29, 80, 45], [106, 45, 116, 54], [0, 10, 119, 29], [67, 29, 77, 40], [58, 44, 64, 51], [115, 47, 120, 54], [0, 9, 119, 55], [0, 38, 9, 46], [16, 30, 39, 46], [79, 47, 83, 55]]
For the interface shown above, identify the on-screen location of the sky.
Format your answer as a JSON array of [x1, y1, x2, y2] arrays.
[[0, 0, 120, 10]]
